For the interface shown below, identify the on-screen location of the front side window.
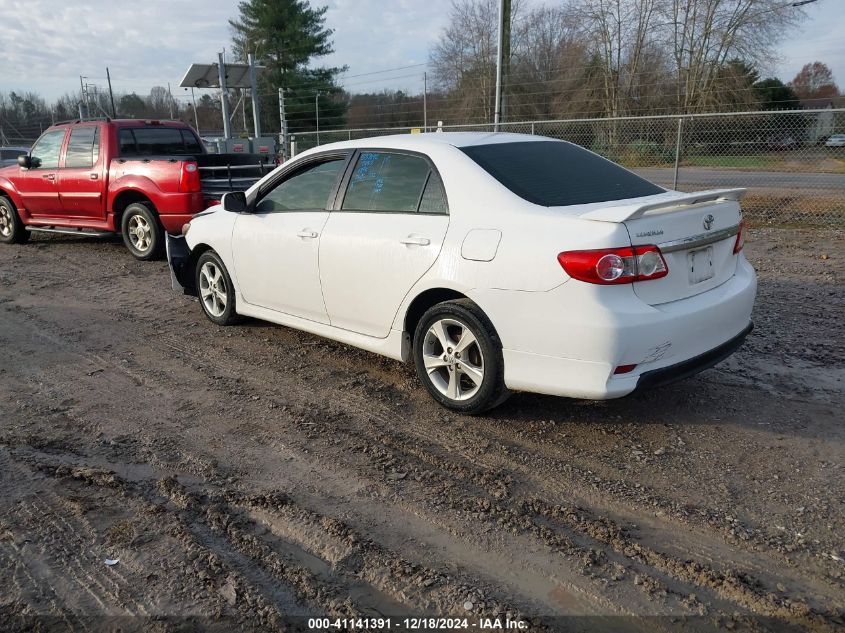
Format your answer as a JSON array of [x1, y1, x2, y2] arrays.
[[29, 130, 66, 169], [256, 159, 345, 213], [341, 152, 431, 213], [65, 126, 100, 168]]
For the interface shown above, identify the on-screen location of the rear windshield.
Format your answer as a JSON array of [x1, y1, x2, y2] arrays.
[[461, 140, 664, 207], [119, 127, 203, 156]]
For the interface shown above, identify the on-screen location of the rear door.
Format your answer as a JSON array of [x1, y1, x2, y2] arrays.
[[58, 124, 105, 219], [318, 150, 450, 337], [231, 153, 349, 323], [13, 129, 67, 217]]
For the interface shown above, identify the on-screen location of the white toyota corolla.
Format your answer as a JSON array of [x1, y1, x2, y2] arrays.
[[167, 133, 756, 413]]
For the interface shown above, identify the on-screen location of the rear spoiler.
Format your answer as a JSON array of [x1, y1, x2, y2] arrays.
[[579, 188, 746, 223]]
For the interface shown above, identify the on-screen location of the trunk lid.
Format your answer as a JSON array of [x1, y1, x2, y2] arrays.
[[579, 189, 744, 305]]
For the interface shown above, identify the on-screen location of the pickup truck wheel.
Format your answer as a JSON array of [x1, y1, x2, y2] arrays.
[[195, 251, 239, 326], [0, 196, 30, 245], [121, 202, 163, 260]]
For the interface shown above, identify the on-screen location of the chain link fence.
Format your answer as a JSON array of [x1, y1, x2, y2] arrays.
[[292, 109, 845, 226]]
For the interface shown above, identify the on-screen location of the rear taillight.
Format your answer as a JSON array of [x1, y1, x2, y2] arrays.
[[733, 220, 745, 254], [179, 161, 201, 193], [558, 245, 668, 285]]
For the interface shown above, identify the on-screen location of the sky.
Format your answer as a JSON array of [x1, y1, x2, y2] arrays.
[[0, 0, 843, 105]]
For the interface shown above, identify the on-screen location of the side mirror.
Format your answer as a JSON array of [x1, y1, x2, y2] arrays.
[[221, 191, 248, 213], [17, 155, 32, 169]]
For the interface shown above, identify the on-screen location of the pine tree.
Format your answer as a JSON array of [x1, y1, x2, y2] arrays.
[[229, 0, 347, 133]]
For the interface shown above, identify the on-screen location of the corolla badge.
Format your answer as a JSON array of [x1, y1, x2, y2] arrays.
[[702, 214, 715, 230]]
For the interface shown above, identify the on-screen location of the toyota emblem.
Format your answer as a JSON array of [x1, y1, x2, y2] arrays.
[[702, 214, 715, 230]]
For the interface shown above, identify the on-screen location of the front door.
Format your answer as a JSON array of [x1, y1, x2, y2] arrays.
[[231, 155, 348, 324], [58, 124, 105, 220], [319, 150, 450, 338], [14, 129, 66, 217]]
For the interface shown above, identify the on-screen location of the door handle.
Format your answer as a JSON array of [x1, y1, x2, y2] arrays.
[[43, 173, 55, 180], [296, 230, 319, 239], [400, 236, 430, 246], [90, 173, 98, 180]]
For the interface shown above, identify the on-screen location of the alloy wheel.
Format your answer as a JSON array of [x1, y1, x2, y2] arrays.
[[0, 205, 12, 237], [422, 318, 485, 401], [127, 214, 152, 252], [199, 261, 227, 317]]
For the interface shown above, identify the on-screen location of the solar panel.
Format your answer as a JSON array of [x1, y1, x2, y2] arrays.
[[178, 63, 265, 89]]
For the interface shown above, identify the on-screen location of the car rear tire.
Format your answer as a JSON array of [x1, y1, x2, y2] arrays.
[[195, 250, 239, 326], [413, 299, 509, 414], [121, 202, 163, 260], [0, 196, 30, 245]]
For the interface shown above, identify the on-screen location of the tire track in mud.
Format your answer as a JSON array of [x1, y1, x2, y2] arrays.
[[2, 234, 844, 629], [9, 446, 556, 630], [5, 292, 843, 627], [0, 448, 148, 625]]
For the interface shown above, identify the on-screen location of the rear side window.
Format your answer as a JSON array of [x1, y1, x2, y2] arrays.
[[418, 172, 448, 214], [181, 129, 203, 153], [65, 126, 100, 168], [461, 140, 664, 207], [119, 127, 201, 156], [341, 152, 431, 213]]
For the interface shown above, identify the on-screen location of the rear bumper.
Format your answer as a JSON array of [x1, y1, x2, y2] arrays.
[[481, 256, 756, 400], [159, 213, 195, 234], [634, 322, 752, 392], [165, 233, 196, 295]]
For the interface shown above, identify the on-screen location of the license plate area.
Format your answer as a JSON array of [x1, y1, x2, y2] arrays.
[[688, 246, 714, 284]]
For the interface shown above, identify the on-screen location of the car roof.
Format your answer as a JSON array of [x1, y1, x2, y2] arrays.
[[300, 131, 554, 155]]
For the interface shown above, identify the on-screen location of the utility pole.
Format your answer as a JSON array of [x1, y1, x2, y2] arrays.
[[248, 53, 261, 138], [189, 87, 200, 131], [315, 91, 321, 145], [423, 72, 428, 132], [493, 0, 511, 129], [167, 82, 175, 119], [278, 87, 288, 159], [218, 52, 232, 140], [501, 0, 511, 122], [79, 76, 89, 120], [106, 67, 117, 117]]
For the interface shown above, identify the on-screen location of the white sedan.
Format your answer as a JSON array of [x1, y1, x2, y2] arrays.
[[167, 133, 756, 413], [825, 134, 845, 147]]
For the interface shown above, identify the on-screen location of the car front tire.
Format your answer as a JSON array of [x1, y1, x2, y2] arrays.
[[413, 299, 509, 414], [0, 196, 30, 245], [195, 250, 239, 326], [121, 202, 163, 260]]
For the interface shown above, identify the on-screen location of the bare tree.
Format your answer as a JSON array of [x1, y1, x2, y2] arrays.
[[430, 0, 525, 123], [571, 0, 664, 119], [509, 5, 594, 119], [664, 0, 805, 112]]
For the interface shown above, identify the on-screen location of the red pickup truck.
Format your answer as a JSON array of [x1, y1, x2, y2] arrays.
[[0, 118, 271, 259]]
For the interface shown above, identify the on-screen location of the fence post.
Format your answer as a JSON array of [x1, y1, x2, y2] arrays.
[[531, 122, 535, 135], [672, 117, 684, 190]]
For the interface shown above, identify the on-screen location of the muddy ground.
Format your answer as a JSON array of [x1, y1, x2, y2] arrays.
[[0, 227, 842, 632]]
